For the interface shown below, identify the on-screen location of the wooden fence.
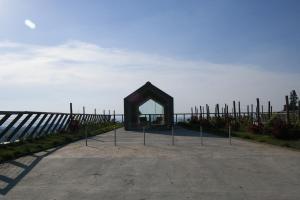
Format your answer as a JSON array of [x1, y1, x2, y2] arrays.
[[0, 103, 121, 144]]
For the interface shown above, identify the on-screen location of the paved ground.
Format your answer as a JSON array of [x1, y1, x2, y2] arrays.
[[1, 127, 300, 200]]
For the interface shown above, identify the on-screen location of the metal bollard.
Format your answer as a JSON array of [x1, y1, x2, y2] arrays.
[[143, 127, 146, 146], [172, 125, 174, 145], [200, 126, 203, 146], [85, 124, 87, 146], [114, 126, 116, 146], [229, 124, 232, 145]]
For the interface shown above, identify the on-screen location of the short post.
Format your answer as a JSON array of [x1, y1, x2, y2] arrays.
[[172, 125, 174, 145], [175, 114, 178, 124], [114, 125, 117, 146], [200, 125, 203, 146], [228, 123, 232, 145], [83, 106, 87, 146], [143, 126, 146, 146]]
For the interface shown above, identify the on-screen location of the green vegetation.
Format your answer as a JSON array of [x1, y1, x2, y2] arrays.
[[179, 118, 300, 150], [0, 122, 122, 163]]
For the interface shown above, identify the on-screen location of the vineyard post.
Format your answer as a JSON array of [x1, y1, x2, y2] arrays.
[[233, 101, 237, 122], [285, 95, 290, 124], [268, 101, 271, 120], [256, 98, 260, 123], [238, 101, 241, 121]]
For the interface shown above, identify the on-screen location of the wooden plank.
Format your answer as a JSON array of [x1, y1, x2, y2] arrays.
[[19, 114, 41, 139], [0, 114, 23, 141], [7, 114, 33, 141]]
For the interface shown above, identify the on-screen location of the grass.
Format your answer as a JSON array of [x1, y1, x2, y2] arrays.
[[0, 123, 122, 163], [179, 122, 300, 150]]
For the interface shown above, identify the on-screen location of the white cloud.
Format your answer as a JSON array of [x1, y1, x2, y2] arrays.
[[0, 40, 299, 113], [24, 19, 36, 29]]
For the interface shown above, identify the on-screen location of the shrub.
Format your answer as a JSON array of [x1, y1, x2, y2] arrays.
[[248, 122, 264, 134], [288, 121, 300, 139], [68, 119, 81, 132], [267, 115, 289, 139], [211, 118, 227, 129], [199, 119, 213, 129]]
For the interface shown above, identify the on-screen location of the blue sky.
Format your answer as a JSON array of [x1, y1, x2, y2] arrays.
[[0, 0, 299, 113]]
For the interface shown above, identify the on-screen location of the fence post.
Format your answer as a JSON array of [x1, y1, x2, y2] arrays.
[[206, 104, 210, 120], [286, 95, 290, 124], [221, 107, 224, 117], [83, 106, 87, 146], [183, 113, 186, 122], [233, 101, 237, 122], [247, 105, 250, 119], [224, 104, 227, 120], [251, 104, 253, 122], [113, 110, 116, 123], [268, 101, 271, 120], [103, 110, 105, 122], [217, 104, 220, 118], [256, 98, 260, 123], [238, 101, 241, 121], [175, 114, 178, 124], [70, 102, 73, 125], [199, 106, 202, 120], [271, 106, 273, 116]]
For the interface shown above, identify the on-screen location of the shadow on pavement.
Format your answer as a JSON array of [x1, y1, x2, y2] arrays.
[[0, 145, 64, 196]]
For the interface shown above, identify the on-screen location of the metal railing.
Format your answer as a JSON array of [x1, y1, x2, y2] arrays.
[[0, 111, 121, 144], [1, 109, 298, 144]]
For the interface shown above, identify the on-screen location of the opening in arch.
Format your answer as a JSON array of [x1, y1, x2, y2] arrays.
[[138, 99, 165, 125]]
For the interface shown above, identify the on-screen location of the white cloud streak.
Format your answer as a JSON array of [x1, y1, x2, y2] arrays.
[[0, 40, 299, 113], [24, 19, 36, 29]]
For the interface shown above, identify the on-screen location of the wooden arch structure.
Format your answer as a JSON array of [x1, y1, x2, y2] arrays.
[[124, 82, 174, 130]]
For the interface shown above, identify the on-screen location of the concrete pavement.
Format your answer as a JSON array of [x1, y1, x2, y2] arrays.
[[1, 127, 300, 200]]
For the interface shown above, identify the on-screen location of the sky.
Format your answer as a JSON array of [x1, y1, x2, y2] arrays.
[[0, 0, 299, 113]]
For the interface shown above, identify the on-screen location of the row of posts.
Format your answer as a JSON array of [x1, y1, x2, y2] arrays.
[[186, 97, 300, 124], [108, 124, 232, 146], [188, 98, 273, 123]]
